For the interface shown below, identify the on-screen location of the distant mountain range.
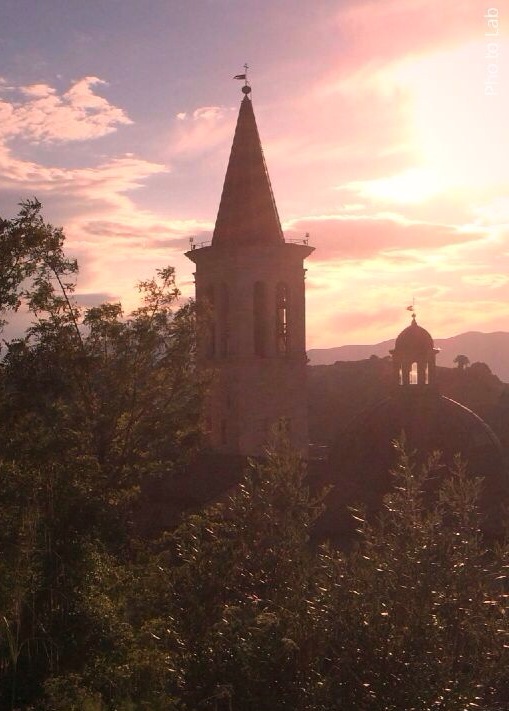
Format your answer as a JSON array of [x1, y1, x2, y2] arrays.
[[308, 331, 509, 382]]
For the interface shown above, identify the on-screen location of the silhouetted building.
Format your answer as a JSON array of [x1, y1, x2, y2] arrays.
[[390, 313, 439, 387], [184, 85, 507, 542], [322, 315, 508, 540], [186, 84, 313, 456]]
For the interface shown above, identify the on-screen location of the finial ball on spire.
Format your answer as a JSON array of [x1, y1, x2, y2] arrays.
[[242, 85, 252, 95]]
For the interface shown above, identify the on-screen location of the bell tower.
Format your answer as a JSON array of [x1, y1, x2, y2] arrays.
[[186, 80, 313, 456]]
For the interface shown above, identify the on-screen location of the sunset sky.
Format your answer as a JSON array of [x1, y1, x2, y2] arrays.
[[1, 0, 508, 349]]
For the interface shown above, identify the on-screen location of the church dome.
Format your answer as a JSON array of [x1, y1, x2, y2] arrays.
[[390, 314, 439, 387], [321, 389, 508, 543], [316, 314, 508, 545], [394, 315, 434, 354]]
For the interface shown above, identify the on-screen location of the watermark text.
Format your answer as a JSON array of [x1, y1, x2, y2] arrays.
[[484, 8, 500, 96]]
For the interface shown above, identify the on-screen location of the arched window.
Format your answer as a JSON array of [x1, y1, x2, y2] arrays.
[[398, 360, 430, 385], [219, 283, 230, 357], [276, 282, 289, 355], [398, 362, 411, 386], [409, 360, 430, 385], [253, 281, 268, 357]]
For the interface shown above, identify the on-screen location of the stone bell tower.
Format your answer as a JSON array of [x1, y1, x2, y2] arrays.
[[186, 80, 313, 456]]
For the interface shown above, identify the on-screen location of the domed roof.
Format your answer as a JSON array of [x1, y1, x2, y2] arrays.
[[321, 389, 508, 542], [394, 315, 434, 353]]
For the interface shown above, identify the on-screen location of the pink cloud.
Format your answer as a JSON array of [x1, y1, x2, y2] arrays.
[[80, 218, 211, 250], [266, 0, 499, 219], [19, 83, 57, 98], [0, 148, 167, 202], [286, 215, 485, 261], [330, 0, 482, 81], [170, 104, 236, 157], [0, 76, 132, 144]]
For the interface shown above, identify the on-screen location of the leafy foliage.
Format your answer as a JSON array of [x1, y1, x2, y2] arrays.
[[453, 354, 470, 370], [0, 202, 206, 708], [0, 198, 78, 329], [0, 202, 508, 710], [312, 446, 509, 710], [164, 436, 325, 711]]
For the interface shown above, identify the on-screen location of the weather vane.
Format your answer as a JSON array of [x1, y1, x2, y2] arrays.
[[233, 63, 251, 95], [406, 297, 416, 320]]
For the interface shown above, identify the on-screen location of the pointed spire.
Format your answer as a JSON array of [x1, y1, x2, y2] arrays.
[[212, 91, 284, 247]]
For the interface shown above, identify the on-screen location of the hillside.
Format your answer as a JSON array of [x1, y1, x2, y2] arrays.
[[308, 331, 509, 382]]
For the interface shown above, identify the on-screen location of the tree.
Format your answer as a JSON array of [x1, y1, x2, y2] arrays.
[[312, 445, 509, 711], [453, 354, 470, 370], [0, 202, 207, 708], [0, 198, 78, 332], [162, 432, 325, 711], [116, 441, 509, 711], [34, 433, 326, 710]]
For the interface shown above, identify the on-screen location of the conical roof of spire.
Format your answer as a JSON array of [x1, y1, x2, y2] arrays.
[[212, 92, 284, 247]]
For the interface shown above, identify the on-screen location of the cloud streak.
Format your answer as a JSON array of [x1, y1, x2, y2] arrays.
[[287, 214, 486, 262]]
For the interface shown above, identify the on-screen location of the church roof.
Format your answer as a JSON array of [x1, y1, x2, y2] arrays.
[[212, 91, 284, 247], [323, 390, 508, 541]]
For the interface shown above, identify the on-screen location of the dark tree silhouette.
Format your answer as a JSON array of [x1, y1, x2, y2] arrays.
[[453, 353, 470, 370]]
